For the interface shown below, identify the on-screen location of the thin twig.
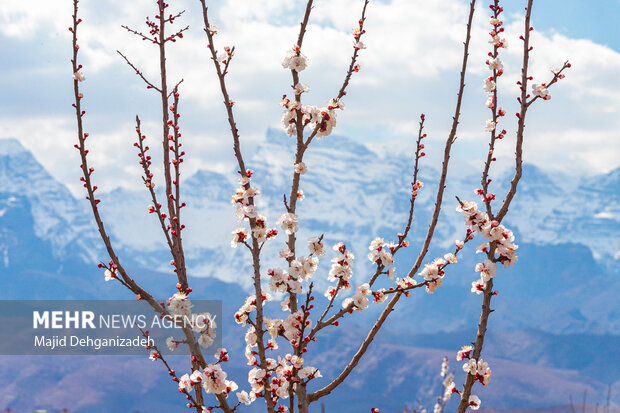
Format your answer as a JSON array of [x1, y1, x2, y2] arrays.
[[308, 0, 477, 402], [457, 2, 533, 411], [117, 50, 162, 92], [197, 3, 272, 412]]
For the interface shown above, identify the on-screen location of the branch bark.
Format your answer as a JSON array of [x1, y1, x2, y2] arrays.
[[308, 0, 477, 402]]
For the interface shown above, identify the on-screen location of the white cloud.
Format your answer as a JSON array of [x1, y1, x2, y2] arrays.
[[1, 0, 618, 195], [2, 115, 235, 198]]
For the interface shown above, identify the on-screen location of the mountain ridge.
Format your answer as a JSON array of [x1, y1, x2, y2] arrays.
[[0, 132, 619, 410]]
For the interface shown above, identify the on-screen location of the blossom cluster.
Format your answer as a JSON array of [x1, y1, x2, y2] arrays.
[[231, 171, 259, 220], [393, 246, 458, 296], [367, 237, 395, 267], [103, 262, 117, 282], [411, 179, 424, 198], [236, 353, 320, 409], [325, 242, 355, 299], [178, 351, 237, 396], [167, 291, 193, 317], [342, 283, 373, 311], [264, 310, 311, 349], [278, 16, 366, 140], [230, 171, 278, 247], [532, 66, 564, 101], [456, 200, 518, 294], [351, 18, 367, 51], [308, 236, 325, 256], [453, 343, 490, 409], [280, 96, 344, 138], [217, 45, 234, 64], [278, 212, 299, 235], [234, 292, 271, 327], [267, 252, 319, 296], [463, 358, 492, 386], [468, 395, 482, 410], [419, 257, 448, 294], [532, 83, 550, 100], [166, 291, 217, 349], [442, 372, 456, 404], [236, 303, 321, 408], [282, 44, 308, 72]]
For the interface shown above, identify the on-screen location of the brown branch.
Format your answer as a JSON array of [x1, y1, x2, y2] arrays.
[[70, 0, 164, 317], [456, 278, 495, 412], [72, 2, 230, 411], [397, 115, 426, 248], [336, 0, 369, 100], [308, 291, 400, 402], [457, 2, 533, 411], [282, 3, 371, 410], [165, 9, 186, 23], [286, 0, 371, 315], [154, 6, 187, 291], [133, 116, 174, 252], [285, 0, 316, 316], [168, 78, 185, 99], [197, 4, 273, 413], [121, 24, 158, 44], [405, 0, 476, 280], [494, 0, 533, 223], [310, 278, 344, 337], [166, 25, 190, 43], [117, 50, 162, 92], [368, 113, 427, 288], [169, 85, 189, 288], [308, 0, 477, 403], [479, 0, 503, 220], [525, 61, 570, 108]]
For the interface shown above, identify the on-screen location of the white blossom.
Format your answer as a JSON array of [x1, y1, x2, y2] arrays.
[[166, 336, 178, 351], [532, 83, 550, 100], [293, 83, 309, 95], [231, 227, 249, 248], [456, 345, 473, 361], [237, 390, 255, 405], [178, 373, 192, 392], [483, 77, 496, 93], [295, 162, 308, 175], [73, 71, 85, 82], [104, 269, 115, 282], [282, 47, 308, 72], [308, 236, 325, 256], [167, 292, 193, 317], [202, 363, 229, 394], [487, 57, 503, 71], [469, 395, 481, 410], [278, 213, 299, 235]]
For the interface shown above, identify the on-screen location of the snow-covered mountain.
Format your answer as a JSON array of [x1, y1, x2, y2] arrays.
[[1, 133, 619, 411], [1, 132, 619, 330], [91, 128, 620, 278], [0, 139, 102, 265]]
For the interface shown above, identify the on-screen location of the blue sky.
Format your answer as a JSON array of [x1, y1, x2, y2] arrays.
[[1, 0, 618, 195], [553, 0, 620, 50], [504, 0, 620, 51]]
